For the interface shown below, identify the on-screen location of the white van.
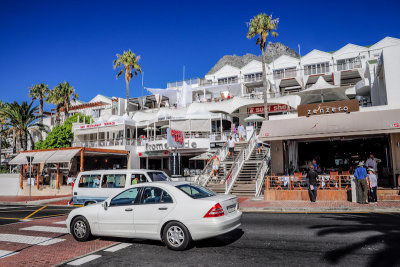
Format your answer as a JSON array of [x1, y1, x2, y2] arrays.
[[73, 169, 170, 206]]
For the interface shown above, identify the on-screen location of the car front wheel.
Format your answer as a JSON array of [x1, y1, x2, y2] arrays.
[[163, 222, 191, 251], [71, 216, 91, 242]]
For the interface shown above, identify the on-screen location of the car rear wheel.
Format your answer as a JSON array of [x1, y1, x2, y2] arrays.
[[71, 216, 91, 242], [163, 222, 191, 251]]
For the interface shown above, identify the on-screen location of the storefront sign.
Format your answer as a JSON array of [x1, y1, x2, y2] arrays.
[[145, 140, 197, 151], [248, 104, 291, 114], [167, 128, 184, 148], [79, 121, 117, 129], [392, 123, 400, 128], [297, 99, 359, 117]]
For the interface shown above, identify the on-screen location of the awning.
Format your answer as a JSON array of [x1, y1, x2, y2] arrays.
[[32, 151, 57, 164], [9, 151, 37, 165], [189, 152, 213, 160], [260, 108, 400, 141], [45, 149, 81, 163]]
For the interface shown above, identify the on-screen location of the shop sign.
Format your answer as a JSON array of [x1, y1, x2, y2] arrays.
[[79, 121, 117, 129], [146, 140, 197, 151], [167, 128, 184, 148], [248, 104, 291, 114], [297, 99, 359, 117], [392, 123, 400, 128]]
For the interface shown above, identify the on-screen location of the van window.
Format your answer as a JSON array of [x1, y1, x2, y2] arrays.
[[140, 187, 172, 204], [101, 174, 126, 188], [130, 174, 147, 185], [146, 171, 168, 182], [79, 174, 101, 188]]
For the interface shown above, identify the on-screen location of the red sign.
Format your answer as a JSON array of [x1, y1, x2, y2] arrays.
[[392, 123, 400, 128], [79, 121, 116, 129], [248, 104, 291, 114]]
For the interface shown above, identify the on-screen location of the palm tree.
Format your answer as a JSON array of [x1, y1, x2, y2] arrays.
[[113, 50, 142, 114], [1, 101, 46, 151], [247, 13, 279, 120], [47, 82, 78, 125], [29, 83, 49, 127]]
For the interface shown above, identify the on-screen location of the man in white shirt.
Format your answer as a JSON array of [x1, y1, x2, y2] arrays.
[[227, 136, 236, 156], [366, 153, 381, 175], [238, 123, 245, 141]]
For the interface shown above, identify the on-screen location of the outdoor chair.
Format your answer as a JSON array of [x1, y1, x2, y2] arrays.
[[291, 172, 303, 190], [341, 171, 351, 190], [328, 172, 339, 189]]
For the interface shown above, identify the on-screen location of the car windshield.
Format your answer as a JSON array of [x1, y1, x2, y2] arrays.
[[146, 171, 169, 181], [176, 184, 216, 199]]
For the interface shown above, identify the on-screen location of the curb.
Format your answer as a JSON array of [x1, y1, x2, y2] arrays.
[[0, 196, 71, 206], [240, 207, 400, 213]]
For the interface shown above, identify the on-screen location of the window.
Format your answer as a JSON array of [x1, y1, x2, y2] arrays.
[[337, 57, 361, 71], [146, 171, 169, 181], [130, 173, 147, 185], [78, 174, 101, 188], [101, 174, 126, 188], [218, 76, 238, 85], [112, 100, 118, 115], [92, 109, 101, 118], [244, 72, 262, 82], [110, 187, 140, 206], [304, 62, 330, 75], [140, 187, 173, 204], [176, 184, 216, 199]]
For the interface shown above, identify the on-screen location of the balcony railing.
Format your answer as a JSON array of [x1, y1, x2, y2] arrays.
[[167, 78, 200, 88]]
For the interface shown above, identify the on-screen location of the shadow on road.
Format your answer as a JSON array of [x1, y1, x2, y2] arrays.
[[310, 213, 400, 267], [98, 228, 244, 250]]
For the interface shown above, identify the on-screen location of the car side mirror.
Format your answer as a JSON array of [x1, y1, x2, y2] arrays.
[[102, 201, 108, 210]]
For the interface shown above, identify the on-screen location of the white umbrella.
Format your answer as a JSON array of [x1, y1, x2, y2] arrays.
[[244, 114, 265, 122], [160, 125, 170, 129]]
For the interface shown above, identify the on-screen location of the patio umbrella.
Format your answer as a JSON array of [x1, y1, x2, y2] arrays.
[[160, 125, 170, 129], [244, 114, 265, 122], [293, 76, 349, 105]]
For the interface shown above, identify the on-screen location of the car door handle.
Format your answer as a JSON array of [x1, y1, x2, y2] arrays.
[[159, 207, 168, 210], [125, 208, 133, 211]]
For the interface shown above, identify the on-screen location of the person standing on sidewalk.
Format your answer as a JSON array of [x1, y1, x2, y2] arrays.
[[367, 168, 378, 203], [354, 161, 368, 204], [306, 165, 318, 202]]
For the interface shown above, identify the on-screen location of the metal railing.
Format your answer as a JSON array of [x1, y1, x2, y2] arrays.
[[244, 130, 257, 160], [167, 78, 200, 88], [255, 153, 270, 197], [224, 148, 245, 194]]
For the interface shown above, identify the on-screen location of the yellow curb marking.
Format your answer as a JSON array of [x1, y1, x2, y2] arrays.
[[23, 205, 47, 220], [31, 213, 69, 219]]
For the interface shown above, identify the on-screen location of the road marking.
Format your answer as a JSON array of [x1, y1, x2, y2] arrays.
[[0, 217, 23, 220], [0, 233, 65, 245], [67, 255, 102, 266], [53, 221, 66, 225], [103, 243, 132, 252], [31, 213, 69, 219], [0, 249, 19, 259], [23, 205, 47, 219], [0, 206, 19, 210], [21, 226, 68, 234]]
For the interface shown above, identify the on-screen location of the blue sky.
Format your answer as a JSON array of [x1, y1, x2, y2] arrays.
[[0, 0, 399, 109]]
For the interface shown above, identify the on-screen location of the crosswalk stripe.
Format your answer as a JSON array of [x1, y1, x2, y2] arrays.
[[53, 221, 66, 225], [21, 226, 68, 234], [67, 255, 102, 266], [0, 233, 65, 245], [103, 243, 132, 252], [0, 249, 19, 259]]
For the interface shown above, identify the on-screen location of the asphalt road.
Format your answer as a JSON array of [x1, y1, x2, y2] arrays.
[[0, 205, 74, 225], [60, 212, 400, 267]]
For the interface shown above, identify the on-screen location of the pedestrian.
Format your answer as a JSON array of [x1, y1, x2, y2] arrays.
[[208, 155, 220, 179], [354, 161, 368, 204], [232, 124, 237, 141], [227, 136, 236, 157], [366, 153, 381, 176], [256, 134, 263, 154], [367, 168, 378, 203], [238, 123, 245, 141], [306, 165, 318, 202]]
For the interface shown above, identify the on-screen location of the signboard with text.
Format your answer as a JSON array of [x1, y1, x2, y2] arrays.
[[248, 104, 291, 114], [297, 99, 359, 117], [167, 128, 184, 148], [79, 121, 118, 129]]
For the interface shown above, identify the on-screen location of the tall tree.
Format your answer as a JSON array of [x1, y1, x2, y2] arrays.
[[247, 13, 279, 120], [47, 82, 78, 125], [1, 101, 46, 151], [29, 83, 49, 127], [113, 50, 142, 114]]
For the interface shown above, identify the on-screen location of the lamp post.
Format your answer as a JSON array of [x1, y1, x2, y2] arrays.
[[26, 156, 34, 201]]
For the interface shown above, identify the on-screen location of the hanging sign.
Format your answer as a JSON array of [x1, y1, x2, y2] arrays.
[[297, 99, 359, 117], [167, 128, 184, 148], [248, 104, 291, 114]]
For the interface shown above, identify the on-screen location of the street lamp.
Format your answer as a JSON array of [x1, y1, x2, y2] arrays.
[[26, 156, 34, 201]]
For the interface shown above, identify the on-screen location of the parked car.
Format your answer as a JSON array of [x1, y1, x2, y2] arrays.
[[66, 182, 242, 250], [72, 169, 170, 206]]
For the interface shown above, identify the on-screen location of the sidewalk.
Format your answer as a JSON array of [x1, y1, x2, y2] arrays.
[[239, 198, 400, 213], [0, 195, 71, 205]]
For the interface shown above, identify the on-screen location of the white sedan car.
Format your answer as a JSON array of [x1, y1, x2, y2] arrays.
[[66, 181, 242, 250]]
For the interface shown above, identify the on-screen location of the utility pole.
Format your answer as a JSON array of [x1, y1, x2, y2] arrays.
[[26, 156, 34, 201]]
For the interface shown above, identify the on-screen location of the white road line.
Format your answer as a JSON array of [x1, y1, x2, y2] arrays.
[[0, 249, 19, 259], [103, 243, 132, 252], [67, 255, 102, 266], [53, 221, 66, 225], [21, 226, 68, 234], [0, 207, 19, 210], [0, 234, 65, 245]]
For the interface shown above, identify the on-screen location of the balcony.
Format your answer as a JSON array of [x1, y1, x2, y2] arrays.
[[336, 58, 362, 71], [167, 78, 200, 88], [273, 68, 297, 80]]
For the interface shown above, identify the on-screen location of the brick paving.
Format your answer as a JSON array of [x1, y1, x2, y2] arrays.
[[0, 195, 70, 203], [0, 216, 116, 267]]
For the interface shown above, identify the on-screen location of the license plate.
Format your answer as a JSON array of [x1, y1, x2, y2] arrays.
[[227, 204, 236, 213]]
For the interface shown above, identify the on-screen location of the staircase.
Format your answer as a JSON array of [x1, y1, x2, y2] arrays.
[[377, 189, 400, 201], [206, 142, 247, 194], [230, 147, 267, 196]]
